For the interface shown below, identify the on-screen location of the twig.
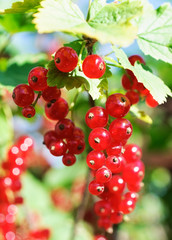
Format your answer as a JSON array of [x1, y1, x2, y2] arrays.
[[32, 91, 42, 107]]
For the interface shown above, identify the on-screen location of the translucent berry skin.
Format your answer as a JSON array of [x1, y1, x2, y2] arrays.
[[114, 155, 126, 174], [94, 200, 111, 217], [105, 155, 121, 174], [62, 153, 76, 166], [12, 84, 35, 107], [89, 128, 111, 151], [85, 106, 108, 129], [43, 131, 59, 147], [119, 197, 136, 214], [29, 229, 50, 239], [88, 180, 104, 196], [107, 175, 125, 194], [28, 66, 48, 91], [128, 55, 145, 66], [54, 47, 78, 72], [73, 127, 85, 138], [42, 86, 61, 102], [127, 181, 143, 192], [123, 160, 145, 184], [121, 74, 134, 90], [110, 212, 123, 224], [106, 93, 130, 118], [125, 90, 139, 105], [55, 118, 74, 138], [22, 106, 36, 118], [109, 118, 133, 143], [95, 166, 112, 183], [86, 150, 106, 170], [123, 144, 142, 163], [124, 192, 138, 202], [106, 142, 122, 156], [146, 93, 158, 108], [67, 137, 85, 155], [98, 217, 112, 230], [45, 98, 69, 121], [95, 235, 108, 240], [82, 55, 106, 79], [49, 140, 67, 156]]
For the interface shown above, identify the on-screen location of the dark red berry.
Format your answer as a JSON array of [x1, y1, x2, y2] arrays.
[[67, 137, 85, 155], [54, 47, 78, 72], [106, 93, 130, 118], [42, 86, 61, 102], [98, 217, 112, 230], [123, 144, 142, 163], [119, 197, 136, 214], [12, 84, 35, 107], [28, 66, 48, 91], [43, 131, 59, 148], [82, 55, 106, 79], [85, 106, 108, 129], [88, 180, 104, 195], [105, 155, 121, 174], [62, 153, 76, 166], [94, 200, 111, 217], [29, 229, 50, 239], [86, 150, 106, 170], [55, 118, 74, 138], [22, 106, 36, 118], [95, 166, 112, 183], [146, 93, 158, 108], [49, 140, 67, 156], [125, 90, 139, 105], [121, 74, 134, 90], [110, 211, 123, 224], [89, 128, 111, 151], [45, 97, 69, 120], [72, 127, 85, 138], [95, 235, 107, 240], [128, 55, 145, 66]]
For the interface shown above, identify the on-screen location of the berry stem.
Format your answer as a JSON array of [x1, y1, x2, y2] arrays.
[[32, 91, 42, 107]]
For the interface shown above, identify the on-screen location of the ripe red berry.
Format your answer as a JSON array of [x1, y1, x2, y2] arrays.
[[28, 66, 48, 91], [95, 235, 107, 240], [86, 150, 106, 170], [110, 211, 123, 224], [85, 106, 108, 129], [88, 180, 104, 195], [127, 181, 143, 192], [22, 106, 36, 118], [67, 137, 85, 155], [45, 98, 69, 120], [43, 131, 59, 147], [124, 192, 138, 202], [49, 140, 67, 156], [72, 127, 85, 138], [12, 84, 35, 107], [89, 128, 111, 151], [125, 90, 139, 105], [29, 229, 50, 239], [146, 93, 158, 108], [55, 118, 74, 138], [97, 216, 112, 230], [95, 166, 112, 183], [105, 155, 121, 174], [121, 74, 137, 90], [54, 47, 78, 72], [106, 142, 122, 156], [82, 55, 106, 79], [62, 153, 76, 166], [119, 197, 136, 214], [123, 144, 142, 163], [106, 93, 130, 118], [114, 155, 126, 174], [42, 86, 61, 102], [128, 55, 145, 66], [94, 200, 111, 217], [107, 175, 125, 194], [109, 118, 133, 143]]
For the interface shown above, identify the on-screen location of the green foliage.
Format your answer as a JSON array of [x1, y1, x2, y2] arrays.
[[33, 0, 143, 46], [130, 105, 153, 124], [138, 3, 172, 64], [112, 46, 172, 104], [64, 40, 88, 60]]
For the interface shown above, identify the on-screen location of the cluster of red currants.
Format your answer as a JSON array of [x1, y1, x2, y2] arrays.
[[43, 120, 85, 166], [122, 55, 158, 107], [0, 136, 33, 240], [94, 235, 107, 240], [85, 93, 145, 231]]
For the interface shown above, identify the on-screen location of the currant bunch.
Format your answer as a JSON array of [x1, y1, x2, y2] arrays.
[[85, 93, 145, 231], [121, 55, 158, 107]]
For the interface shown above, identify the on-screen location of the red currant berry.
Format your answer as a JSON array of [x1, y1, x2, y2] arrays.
[[109, 118, 133, 143], [88, 180, 104, 196], [72, 127, 85, 138], [121, 74, 134, 90], [11, 179, 22, 192], [105, 155, 121, 174], [123, 144, 142, 163], [127, 181, 144, 192], [45, 97, 69, 120], [49, 140, 67, 156], [119, 197, 136, 214], [97, 217, 112, 230], [82, 55, 106, 79], [12, 84, 35, 107], [28, 66, 48, 91], [107, 175, 125, 194], [125, 90, 139, 105], [128, 55, 145, 66], [109, 194, 121, 211], [94, 200, 111, 217], [62, 153, 76, 166], [124, 192, 138, 202], [14, 196, 24, 205], [123, 160, 145, 184], [114, 155, 126, 174], [22, 106, 36, 118], [55, 118, 74, 138], [86, 150, 106, 170], [106, 142, 122, 156], [67, 137, 85, 155], [95, 166, 112, 183], [29, 229, 50, 239], [54, 47, 78, 72], [146, 93, 158, 108], [43, 131, 59, 147], [95, 235, 107, 240], [106, 93, 130, 118], [85, 106, 108, 129], [88, 128, 111, 151], [42, 86, 61, 102], [110, 211, 123, 224]]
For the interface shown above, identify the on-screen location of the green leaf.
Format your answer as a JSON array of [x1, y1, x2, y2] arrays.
[[8, 53, 48, 66], [130, 105, 153, 124], [64, 40, 87, 60], [47, 60, 86, 90], [88, 0, 106, 20], [1, 0, 41, 14], [112, 46, 172, 104], [137, 3, 172, 64], [33, 0, 143, 46]]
